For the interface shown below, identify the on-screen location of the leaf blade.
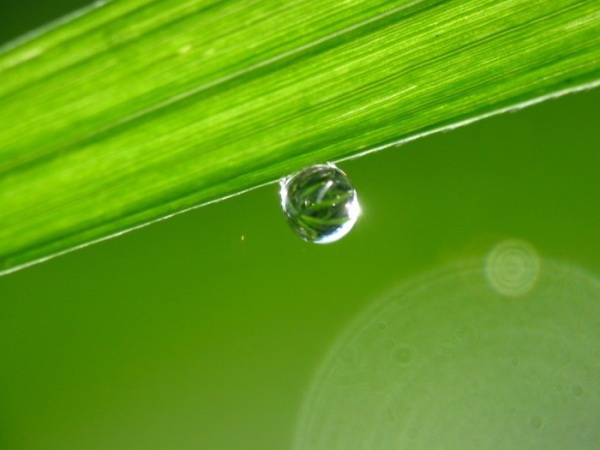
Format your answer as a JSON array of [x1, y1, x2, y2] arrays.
[[1, 0, 599, 274]]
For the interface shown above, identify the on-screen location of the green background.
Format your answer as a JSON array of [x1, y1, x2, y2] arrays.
[[0, 1, 598, 449]]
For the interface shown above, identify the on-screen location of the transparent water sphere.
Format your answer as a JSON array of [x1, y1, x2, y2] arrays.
[[279, 164, 360, 244]]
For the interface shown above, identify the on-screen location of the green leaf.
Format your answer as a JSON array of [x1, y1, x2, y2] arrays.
[[0, 0, 599, 275]]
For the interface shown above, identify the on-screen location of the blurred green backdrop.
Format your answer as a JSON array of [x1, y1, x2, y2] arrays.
[[0, 1, 598, 449]]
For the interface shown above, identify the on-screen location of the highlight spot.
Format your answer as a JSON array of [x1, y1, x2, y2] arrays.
[[485, 239, 540, 297]]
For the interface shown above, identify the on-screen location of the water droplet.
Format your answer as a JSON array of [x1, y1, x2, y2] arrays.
[[572, 385, 583, 397], [377, 322, 387, 331], [280, 164, 360, 243]]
